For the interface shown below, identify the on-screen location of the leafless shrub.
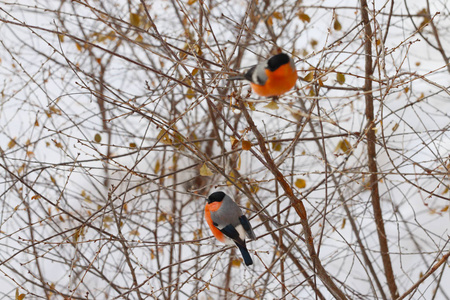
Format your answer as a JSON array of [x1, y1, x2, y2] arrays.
[[1, 0, 449, 299]]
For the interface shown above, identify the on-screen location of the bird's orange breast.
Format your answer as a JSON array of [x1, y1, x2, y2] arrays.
[[251, 63, 297, 97], [205, 203, 225, 242]]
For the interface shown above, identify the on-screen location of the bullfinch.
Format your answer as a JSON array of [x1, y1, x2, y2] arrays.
[[228, 53, 297, 97], [204, 191, 256, 266]]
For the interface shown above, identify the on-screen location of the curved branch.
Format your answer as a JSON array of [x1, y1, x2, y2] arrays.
[[238, 98, 348, 300], [360, 0, 399, 298]]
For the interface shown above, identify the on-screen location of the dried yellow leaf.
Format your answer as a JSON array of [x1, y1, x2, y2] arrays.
[[264, 101, 279, 110], [15, 288, 25, 300], [242, 140, 252, 150], [272, 11, 283, 20], [158, 212, 167, 222], [250, 182, 259, 193], [150, 249, 155, 259], [96, 33, 107, 43], [167, 214, 174, 224], [17, 163, 25, 175], [336, 72, 345, 85], [94, 133, 101, 143], [226, 170, 241, 187], [73, 227, 83, 242], [130, 13, 140, 27], [334, 18, 342, 31], [135, 34, 143, 43], [107, 30, 116, 40], [186, 88, 195, 99], [193, 229, 203, 239], [236, 154, 241, 171], [295, 178, 306, 189], [230, 136, 239, 149], [419, 19, 429, 30], [53, 140, 63, 149], [193, 44, 202, 55], [392, 123, 399, 132], [200, 163, 213, 176], [49, 105, 61, 115], [417, 93, 425, 101], [8, 138, 16, 149], [154, 159, 161, 174], [335, 139, 351, 154], [31, 194, 41, 200], [271, 138, 282, 151], [179, 51, 188, 60], [129, 229, 140, 236], [157, 129, 173, 145], [103, 216, 113, 223], [298, 12, 310, 23], [231, 258, 241, 267], [304, 71, 314, 82], [84, 195, 92, 203]]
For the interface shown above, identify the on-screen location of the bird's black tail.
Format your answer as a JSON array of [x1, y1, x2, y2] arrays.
[[227, 75, 246, 81], [235, 242, 253, 266]]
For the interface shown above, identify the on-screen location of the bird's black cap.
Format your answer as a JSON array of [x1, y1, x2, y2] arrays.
[[267, 53, 290, 71], [207, 191, 225, 203]]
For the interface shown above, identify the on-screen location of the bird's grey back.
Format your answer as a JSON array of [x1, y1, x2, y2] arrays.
[[210, 195, 242, 228]]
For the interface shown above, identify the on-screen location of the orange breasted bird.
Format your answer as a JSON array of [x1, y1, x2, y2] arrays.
[[228, 53, 298, 97], [204, 191, 256, 266]]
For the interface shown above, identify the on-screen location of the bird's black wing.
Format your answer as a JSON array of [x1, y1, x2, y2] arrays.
[[239, 215, 256, 240], [220, 224, 245, 246]]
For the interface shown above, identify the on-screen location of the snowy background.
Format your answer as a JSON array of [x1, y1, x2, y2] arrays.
[[1, 0, 449, 299]]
